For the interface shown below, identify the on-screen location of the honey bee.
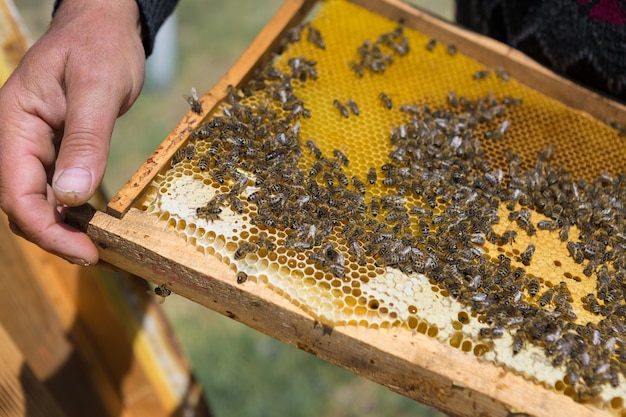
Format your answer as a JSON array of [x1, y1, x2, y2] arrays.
[[196, 204, 222, 222], [171, 148, 186, 166], [333, 149, 349, 166], [349, 61, 364, 77], [184, 143, 197, 160], [198, 155, 210, 171], [566, 241, 584, 263], [527, 277, 540, 297], [185, 87, 202, 114], [369, 196, 380, 216], [472, 69, 490, 80], [234, 243, 258, 260], [336, 172, 349, 187], [333, 99, 350, 118], [512, 333, 525, 355], [305, 139, 323, 159], [538, 288, 554, 307], [307, 25, 326, 49], [496, 230, 517, 245], [236, 271, 248, 284], [586, 293, 601, 315], [256, 232, 276, 252], [520, 244, 535, 266], [537, 219, 559, 231], [228, 193, 245, 214], [447, 43, 457, 55], [352, 176, 367, 194], [147, 284, 171, 304], [447, 91, 458, 108], [495, 67, 510, 81], [346, 98, 359, 116], [379, 92, 392, 109], [425, 38, 437, 51], [367, 167, 377, 184]]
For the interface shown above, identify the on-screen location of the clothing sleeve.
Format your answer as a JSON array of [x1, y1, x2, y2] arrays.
[[53, 0, 179, 57]]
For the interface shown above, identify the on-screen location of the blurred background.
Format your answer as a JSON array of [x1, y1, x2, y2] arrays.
[[13, 1, 453, 416]]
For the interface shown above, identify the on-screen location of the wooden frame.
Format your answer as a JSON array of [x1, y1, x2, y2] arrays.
[[66, 1, 626, 416]]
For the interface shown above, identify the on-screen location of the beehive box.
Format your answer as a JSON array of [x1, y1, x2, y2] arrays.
[[67, 0, 626, 416]]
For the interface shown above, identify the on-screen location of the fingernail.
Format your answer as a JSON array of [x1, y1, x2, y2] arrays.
[[53, 167, 93, 194], [66, 256, 91, 267]]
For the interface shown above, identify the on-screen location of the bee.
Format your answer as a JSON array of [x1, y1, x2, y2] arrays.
[[586, 293, 601, 315], [367, 167, 377, 184], [479, 326, 504, 338], [196, 204, 222, 222], [537, 219, 559, 231], [184, 143, 197, 160], [309, 161, 323, 177], [566, 241, 584, 263], [236, 271, 248, 284], [512, 333, 524, 355], [346, 98, 359, 116], [185, 87, 202, 114], [473, 69, 490, 79], [228, 193, 245, 214], [307, 25, 325, 49], [198, 155, 210, 171], [256, 232, 276, 252], [147, 284, 171, 304], [349, 61, 364, 77], [336, 172, 349, 186], [495, 67, 510, 81], [370, 196, 380, 216], [305, 139, 323, 159], [447, 91, 458, 108], [497, 230, 517, 245], [352, 176, 367, 194], [447, 43, 457, 55], [425, 38, 437, 51], [538, 288, 554, 307], [234, 243, 258, 260], [171, 148, 186, 166], [527, 277, 540, 297], [333, 99, 350, 118], [520, 244, 535, 266], [379, 92, 392, 109], [333, 149, 349, 166]]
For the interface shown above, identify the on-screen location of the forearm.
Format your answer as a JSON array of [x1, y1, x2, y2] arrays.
[[53, 0, 179, 56]]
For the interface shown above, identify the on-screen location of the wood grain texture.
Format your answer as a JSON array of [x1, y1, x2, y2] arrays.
[[65, 204, 612, 417], [0, 324, 68, 417]]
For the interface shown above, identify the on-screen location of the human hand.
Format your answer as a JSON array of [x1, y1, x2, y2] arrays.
[[0, 0, 146, 266]]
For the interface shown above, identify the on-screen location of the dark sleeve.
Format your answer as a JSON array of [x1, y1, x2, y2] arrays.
[[135, 0, 179, 56], [53, 0, 179, 57]]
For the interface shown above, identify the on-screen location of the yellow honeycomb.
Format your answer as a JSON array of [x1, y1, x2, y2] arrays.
[[136, 0, 626, 413]]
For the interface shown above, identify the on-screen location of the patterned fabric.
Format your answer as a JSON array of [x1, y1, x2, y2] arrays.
[[456, 0, 626, 101]]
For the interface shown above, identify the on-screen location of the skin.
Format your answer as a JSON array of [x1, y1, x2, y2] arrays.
[[0, 0, 146, 266]]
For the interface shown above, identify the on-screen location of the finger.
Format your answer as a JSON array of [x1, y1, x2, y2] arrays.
[[5, 154, 99, 265], [51, 60, 125, 207]]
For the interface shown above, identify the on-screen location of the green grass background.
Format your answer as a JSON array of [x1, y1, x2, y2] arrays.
[[14, 1, 452, 416]]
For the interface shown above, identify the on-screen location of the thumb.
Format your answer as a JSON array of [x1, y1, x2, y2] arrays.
[[52, 74, 120, 207]]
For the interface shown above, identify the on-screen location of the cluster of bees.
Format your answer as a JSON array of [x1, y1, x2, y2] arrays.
[[173, 18, 626, 401], [349, 24, 409, 76]]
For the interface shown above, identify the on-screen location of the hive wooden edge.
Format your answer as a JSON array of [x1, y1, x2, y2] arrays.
[[106, 0, 626, 221], [65, 204, 612, 417], [106, 0, 318, 219]]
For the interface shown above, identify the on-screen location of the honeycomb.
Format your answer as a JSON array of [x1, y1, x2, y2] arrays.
[[136, 0, 626, 413]]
